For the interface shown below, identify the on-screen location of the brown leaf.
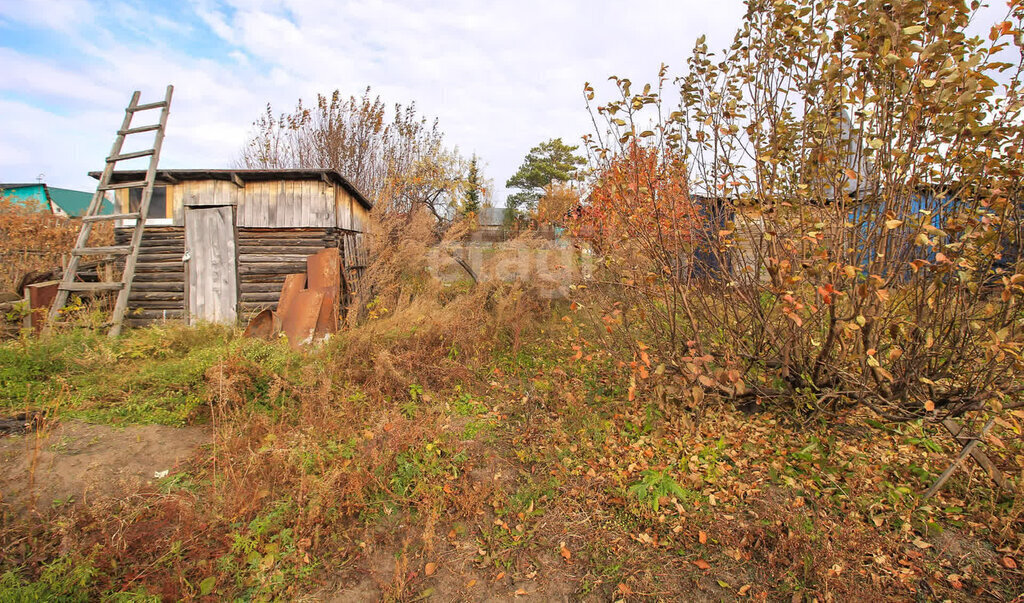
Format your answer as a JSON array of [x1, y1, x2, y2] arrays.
[[560, 542, 572, 562], [698, 531, 707, 544], [424, 562, 437, 576], [1002, 556, 1018, 569], [693, 559, 711, 570]]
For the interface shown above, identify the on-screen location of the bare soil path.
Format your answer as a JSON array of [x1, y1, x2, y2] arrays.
[[0, 420, 209, 513]]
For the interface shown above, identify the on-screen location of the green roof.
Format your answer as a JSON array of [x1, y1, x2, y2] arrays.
[[48, 187, 111, 217]]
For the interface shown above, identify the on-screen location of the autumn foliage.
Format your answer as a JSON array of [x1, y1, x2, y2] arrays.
[[574, 143, 699, 257], [574, 0, 1024, 443], [0, 197, 79, 292]]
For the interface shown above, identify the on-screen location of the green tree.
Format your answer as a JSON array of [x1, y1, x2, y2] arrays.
[[505, 138, 584, 212], [462, 155, 482, 216]]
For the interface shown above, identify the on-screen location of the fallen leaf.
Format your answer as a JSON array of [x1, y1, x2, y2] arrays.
[[618, 583, 633, 595], [560, 542, 572, 562], [495, 571, 506, 581], [693, 559, 711, 570], [466, 579, 477, 588], [515, 588, 529, 597], [698, 531, 707, 544], [738, 584, 752, 596], [424, 562, 437, 576], [1002, 556, 1017, 569]]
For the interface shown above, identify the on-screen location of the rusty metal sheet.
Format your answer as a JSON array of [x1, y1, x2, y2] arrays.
[[242, 308, 280, 340], [276, 273, 306, 317], [313, 290, 338, 337], [307, 248, 341, 291], [281, 289, 324, 349], [27, 280, 59, 333], [308, 248, 341, 338]]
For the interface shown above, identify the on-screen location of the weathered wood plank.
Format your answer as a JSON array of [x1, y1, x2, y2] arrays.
[[128, 291, 184, 302], [239, 292, 282, 303], [185, 205, 238, 324], [236, 245, 329, 254], [240, 282, 287, 293], [132, 273, 185, 282], [131, 281, 186, 291], [239, 263, 307, 275]]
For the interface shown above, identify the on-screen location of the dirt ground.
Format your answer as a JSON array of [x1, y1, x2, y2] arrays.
[[0, 420, 209, 513]]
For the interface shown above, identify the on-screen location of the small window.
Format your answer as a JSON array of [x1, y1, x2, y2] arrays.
[[128, 186, 167, 219]]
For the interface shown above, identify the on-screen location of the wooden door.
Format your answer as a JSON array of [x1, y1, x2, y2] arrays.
[[185, 206, 238, 324]]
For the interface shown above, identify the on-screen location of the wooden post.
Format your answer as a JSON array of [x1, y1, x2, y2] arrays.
[[924, 417, 1006, 499]]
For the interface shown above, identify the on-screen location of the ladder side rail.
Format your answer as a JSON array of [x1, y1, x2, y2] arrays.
[[47, 91, 142, 328], [109, 85, 173, 337]]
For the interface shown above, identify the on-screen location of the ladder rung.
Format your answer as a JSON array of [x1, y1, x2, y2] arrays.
[[107, 149, 155, 162], [60, 282, 125, 292], [99, 180, 149, 191], [72, 245, 133, 256], [129, 101, 168, 112], [119, 124, 160, 135], [82, 212, 142, 223]]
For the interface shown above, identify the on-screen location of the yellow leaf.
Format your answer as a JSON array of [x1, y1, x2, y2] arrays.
[[922, 79, 937, 88], [885, 219, 903, 229], [903, 25, 924, 35]]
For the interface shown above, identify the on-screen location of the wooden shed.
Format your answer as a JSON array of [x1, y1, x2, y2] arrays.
[[89, 168, 372, 327]]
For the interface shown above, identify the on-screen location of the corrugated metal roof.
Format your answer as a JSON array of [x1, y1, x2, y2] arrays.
[[49, 186, 108, 217], [87, 168, 373, 210]]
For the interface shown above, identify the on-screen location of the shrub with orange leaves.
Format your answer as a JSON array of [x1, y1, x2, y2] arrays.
[[575, 142, 700, 259], [573, 0, 1024, 437]]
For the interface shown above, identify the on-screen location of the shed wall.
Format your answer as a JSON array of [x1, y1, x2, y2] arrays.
[[118, 179, 367, 231]]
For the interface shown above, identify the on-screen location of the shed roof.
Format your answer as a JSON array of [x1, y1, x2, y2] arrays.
[[50, 186, 109, 216], [89, 168, 373, 210], [478, 206, 508, 227]]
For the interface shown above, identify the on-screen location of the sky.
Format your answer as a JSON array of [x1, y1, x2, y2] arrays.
[[0, 0, 749, 204]]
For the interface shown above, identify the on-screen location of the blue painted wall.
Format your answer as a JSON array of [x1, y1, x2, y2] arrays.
[[0, 184, 51, 212]]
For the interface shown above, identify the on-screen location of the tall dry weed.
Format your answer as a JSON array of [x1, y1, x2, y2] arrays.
[[0, 196, 112, 292], [338, 207, 549, 397]]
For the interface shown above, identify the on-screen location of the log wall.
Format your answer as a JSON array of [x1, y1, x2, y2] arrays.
[[116, 226, 364, 327], [115, 226, 185, 327], [237, 228, 342, 319]]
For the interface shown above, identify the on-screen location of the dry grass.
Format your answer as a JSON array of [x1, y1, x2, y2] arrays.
[[0, 197, 113, 293]]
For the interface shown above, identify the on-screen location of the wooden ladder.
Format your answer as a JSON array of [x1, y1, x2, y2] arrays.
[[47, 85, 174, 337]]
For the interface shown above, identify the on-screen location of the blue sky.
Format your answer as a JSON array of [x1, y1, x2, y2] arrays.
[[0, 0, 752, 202]]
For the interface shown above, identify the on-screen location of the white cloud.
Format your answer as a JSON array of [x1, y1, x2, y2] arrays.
[[0, 0, 749, 199]]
